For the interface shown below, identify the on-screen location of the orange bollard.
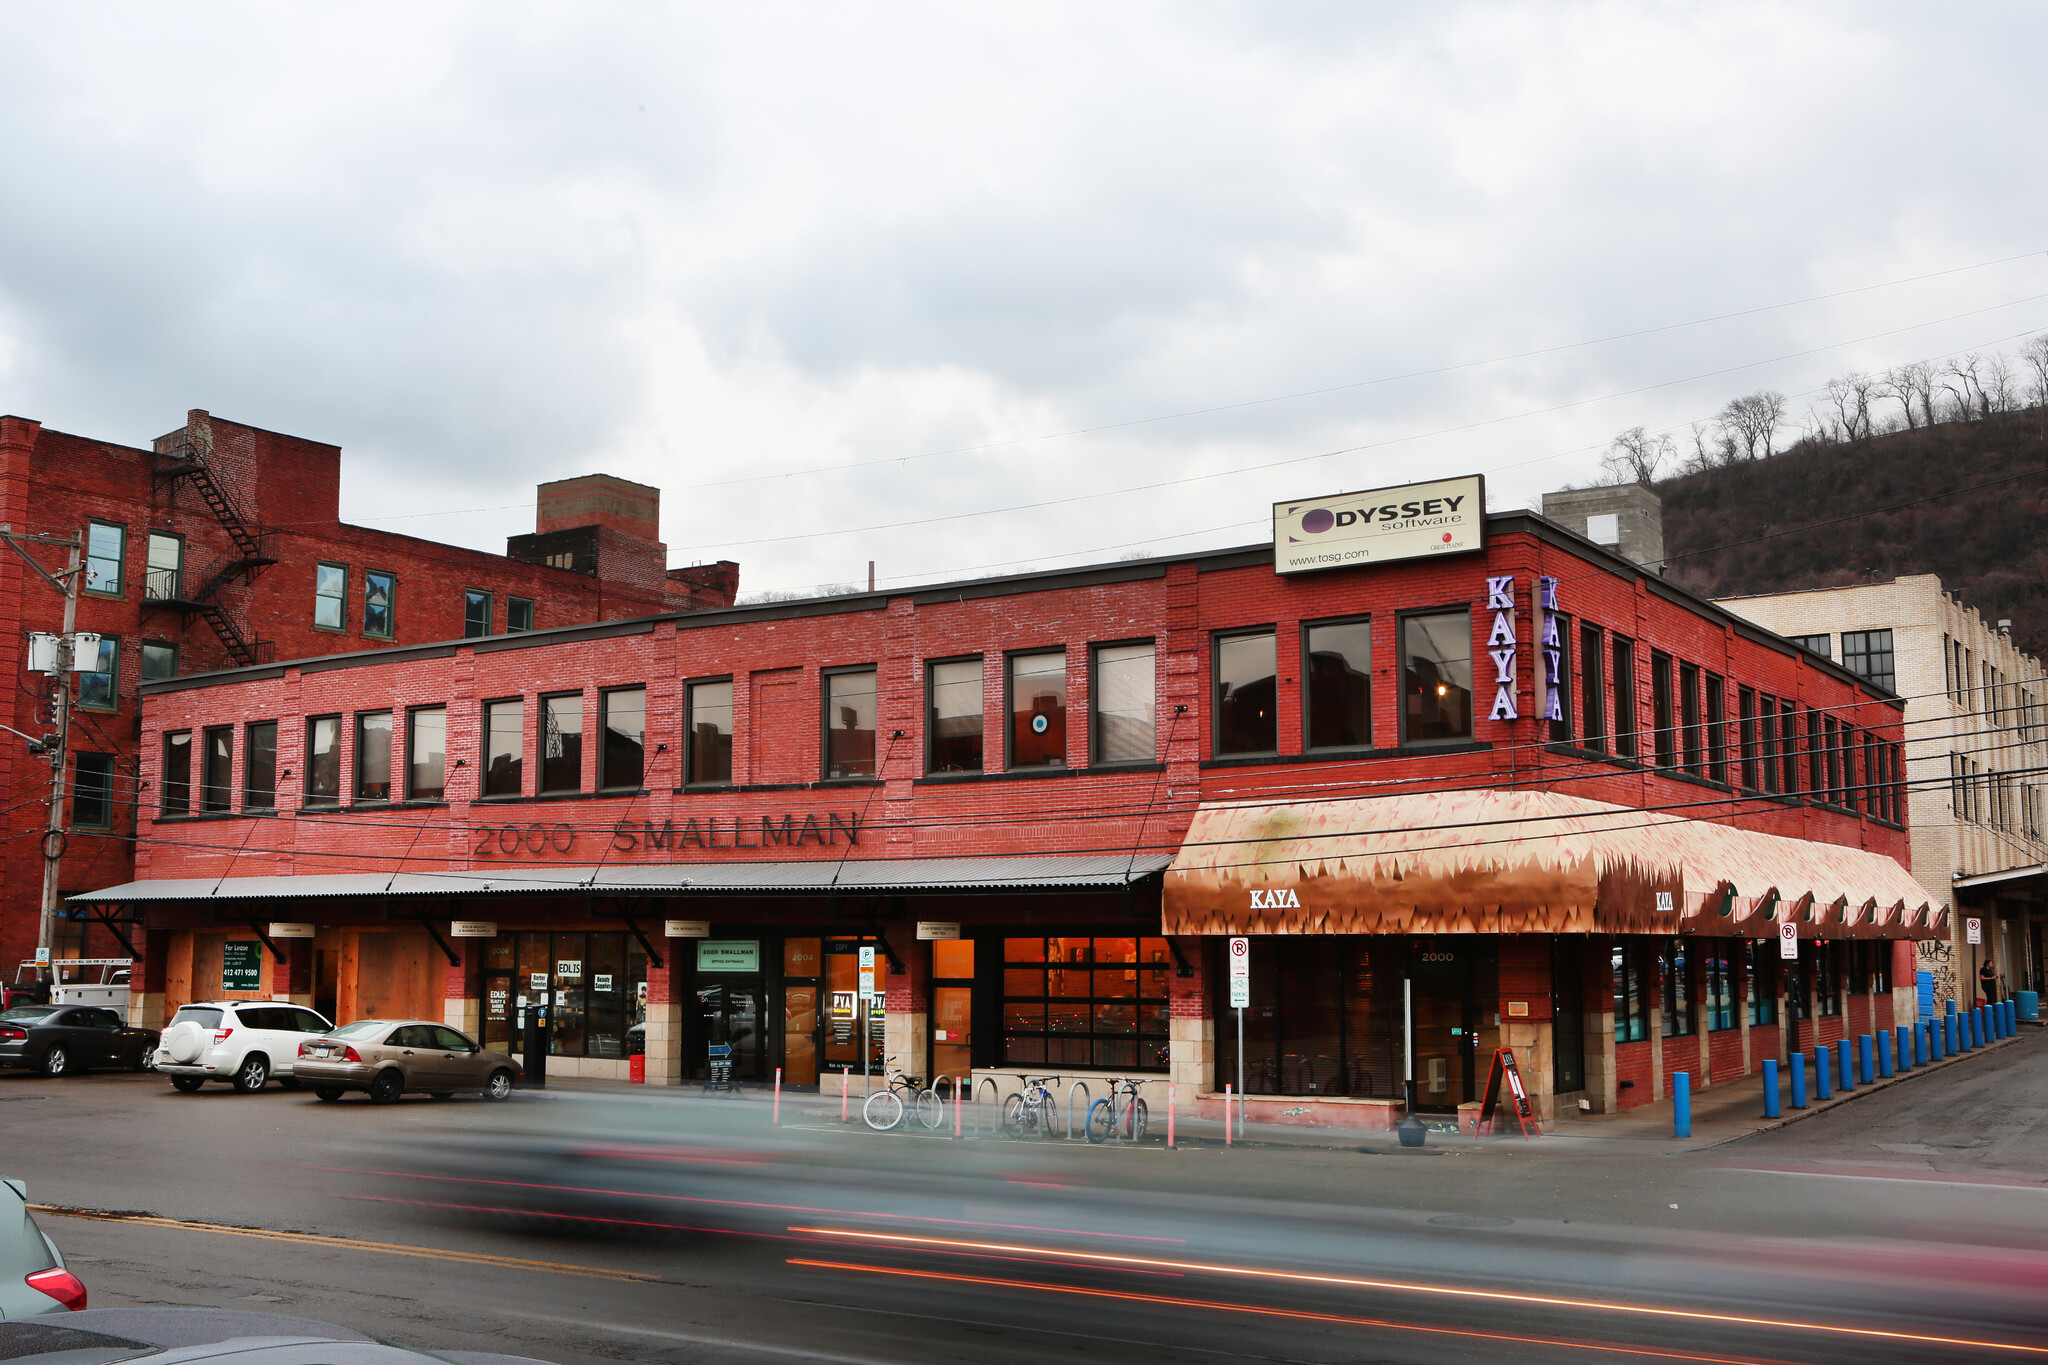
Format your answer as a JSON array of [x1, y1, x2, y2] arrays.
[[773, 1068, 782, 1125]]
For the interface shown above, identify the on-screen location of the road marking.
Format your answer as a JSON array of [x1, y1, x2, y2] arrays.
[[1726, 1169, 2048, 1193], [790, 1227, 2048, 1356], [790, 1260, 1763, 1364], [29, 1204, 655, 1284], [494, 1309, 901, 1365]]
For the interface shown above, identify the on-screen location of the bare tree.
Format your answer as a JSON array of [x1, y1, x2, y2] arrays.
[[1943, 353, 1989, 420], [1984, 354, 2019, 413], [1600, 426, 1673, 484], [2021, 334, 2048, 408], [1717, 390, 1786, 460], [1823, 372, 1878, 441], [1883, 360, 1937, 427]]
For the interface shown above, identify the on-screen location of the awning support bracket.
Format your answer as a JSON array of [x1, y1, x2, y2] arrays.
[[89, 907, 141, 960], [240, 917, 287, 964], [1165, 937, 1194, 979], [830, 894, 904, 972], [403, 903, 459, 968], [608, 896, 666, 971]]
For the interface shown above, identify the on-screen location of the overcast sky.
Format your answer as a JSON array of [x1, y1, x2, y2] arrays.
[[2, 4, 2043, 597]]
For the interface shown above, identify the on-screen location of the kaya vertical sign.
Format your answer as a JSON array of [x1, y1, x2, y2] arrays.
[[1273, 475, 1484, 575]]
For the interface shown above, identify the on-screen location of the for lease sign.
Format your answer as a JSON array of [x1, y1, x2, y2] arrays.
[[1273, 474, 1485, 574]]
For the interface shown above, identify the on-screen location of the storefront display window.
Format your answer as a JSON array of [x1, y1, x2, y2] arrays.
[[1746, 939, 1778, 1025], [1703, 941, 1734, 1031], [1002, 936, 1169, 1070], [1612, 940, 1648, 1042], [482, 930, 647, 1060], [1815, 941, 1841, 1016], [1214, 936, 1402, 1099], [1660, 938, 1694, 1037]]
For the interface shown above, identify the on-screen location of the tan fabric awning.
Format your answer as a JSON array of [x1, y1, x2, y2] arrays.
[[1163, 790, 1945, 939]]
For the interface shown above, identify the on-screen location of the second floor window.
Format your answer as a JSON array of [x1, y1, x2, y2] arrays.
[[356, 711, 393, 801], [145, 533, 183, 601], [1651, 652, 1675, 768], [1009, 651, 1067, 767], [483, 699, 524, 796], [824, 668, 877, 779], [1580, 623, 1606, 751], [507, 597, 534, 633], [85, 521, 125, 596], [1401, 612, 1471, 745], [1611, 636, 1637, 758], [364, 572, 395, 639], [1215, 630, 1278, 755], [315, 564, 346, 630], [600, 687, 646, 790], [245, 721, 277, 810], [465, 590, 492, 638], [686, 680, 732, 785], [1705, 673, 1727, 783], [408, 708, 446, 800], [140, 642, 178, 683], [202, 727, 234, 812], [305, 716, 341, 805], [77, 637, 118, 711], [1841, 629, 1895, 692], [540, 693, 584, 793], [72, 753, 114, 830], [1092, 642, 1156, 765], [1304, 619, 1371, 750], [162, 732, 191, 815], [1680, 664, 1702, 775], [927, 659, 984, 774]]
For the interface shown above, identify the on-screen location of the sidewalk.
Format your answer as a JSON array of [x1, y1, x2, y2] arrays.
[[521, 1029, 2032, 1157]]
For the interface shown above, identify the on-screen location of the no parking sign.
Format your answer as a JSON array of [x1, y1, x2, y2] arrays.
[[1779, 921, 1798, 960], [1228, 936, 1250, 1008]]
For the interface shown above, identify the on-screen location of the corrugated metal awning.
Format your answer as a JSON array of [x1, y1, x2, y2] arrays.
[[1164, 790, 1944, 939], [71, 854, 1172, 905]]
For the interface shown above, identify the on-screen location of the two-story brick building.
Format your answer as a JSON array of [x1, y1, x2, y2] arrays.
[[76, 483, 1942, 1122], [0, 407, 737, 977]]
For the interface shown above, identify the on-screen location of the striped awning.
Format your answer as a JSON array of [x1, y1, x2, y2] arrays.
[[1163, 790, 1944, 939]]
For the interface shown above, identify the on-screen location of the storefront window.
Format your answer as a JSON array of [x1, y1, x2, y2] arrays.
[[1401, 612, 1472, 745], [1612, 940, 1648, 1043], [1002, 936, 1169, 1070], [1815, 942, 1841, 1016], [485, 931, 648, 1060], [1702, 942, 1734, 1031], [1660, 938, 1694, 1037], [1746, 939, 1778, 1025], [1214, 936, 1397, 1098]]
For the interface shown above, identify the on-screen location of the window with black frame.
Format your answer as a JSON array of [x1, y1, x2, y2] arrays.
[[1090, 642, 1156, 765], [355, 711, 392, 802], [1746, 940, 1778, 1025], [1703, 943, 1734, 1031], [407, 708, 446, 801], [1002, 936, 1170, 1070], [1873, 942, 1892, 992], [1841, 629, 1895, 692], [305, 716, 340, 806], [1651, 652, 1676, 768], [202, 726, 234, 812], [73, 753, 115, 830], [463, 590, 492, 638], [1401, 612, 1472, 745], [824, 668, 877, 779], [1680, 663, 1702, 775], [1008, 651, 1067, 767], [1611, 637, 1637, 758], [686, 680, 732, 785], [1738, 687, 1757, 788], [244, 721, 277, 810], [1786, 946, 1809, 1021], [1215, 631, 1278, 755], [1660, 939, 1695, 1037], [1759, 696, 1780, 794], [1612, 941, 1649, 1043], [482, 699, 524, 796], [364, 571, 395, 639], [599, 686, 646, 790], [1303, 618, 1371, 750], [926, 658, 983, 774], [1579, 623, 1606, 751], [1547, 617, 1572, 745], [540, 693, 583, 793], [1705, 673, 1727, 783], [1815, 942, 1841, 1016]]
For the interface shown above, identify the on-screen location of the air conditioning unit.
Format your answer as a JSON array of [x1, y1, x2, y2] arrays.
[[25, 633, 61, 674], [68, 633, 101, 669]]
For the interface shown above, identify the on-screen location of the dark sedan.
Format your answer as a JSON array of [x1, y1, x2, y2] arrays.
[[0, 1005, 158, 1076]]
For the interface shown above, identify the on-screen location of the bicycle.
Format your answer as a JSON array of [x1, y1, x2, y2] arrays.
[[1085, 1076, 1150, 1143], [1000, 1074, 1062, 1138], [862, 1066, 945, 1132]]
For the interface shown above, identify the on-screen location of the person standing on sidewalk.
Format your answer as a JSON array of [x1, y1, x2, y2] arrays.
[[1980, 957, 2000, 1006]]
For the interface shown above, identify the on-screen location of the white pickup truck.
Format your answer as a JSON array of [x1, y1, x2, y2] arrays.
[[5, 960, 132, 1014]]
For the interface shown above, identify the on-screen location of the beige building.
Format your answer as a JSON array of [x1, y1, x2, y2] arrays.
[[1720, 575, 2047, 1009]]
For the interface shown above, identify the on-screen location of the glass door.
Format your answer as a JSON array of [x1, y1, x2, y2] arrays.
[[930, 938, 975, 1084], [1551, 936, 1585, 1095], [695, 978, 764, 1081], [783, 937, 821, 1086], [1408, 939, 1498, 1111]]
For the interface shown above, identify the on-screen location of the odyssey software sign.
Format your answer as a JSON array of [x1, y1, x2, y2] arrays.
[[1272, 474, 1484, 575]]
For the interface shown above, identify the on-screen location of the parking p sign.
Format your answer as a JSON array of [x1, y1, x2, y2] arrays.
[[1779, 921, 1798, 960], [1228, 936, 1250, 1008]]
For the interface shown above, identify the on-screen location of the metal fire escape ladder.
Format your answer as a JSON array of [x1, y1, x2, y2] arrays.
[[151, 434, 280, 668]]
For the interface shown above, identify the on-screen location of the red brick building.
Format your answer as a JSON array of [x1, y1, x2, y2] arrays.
[[81, 496, 1942, 1121], [0, 407, 737, 979]]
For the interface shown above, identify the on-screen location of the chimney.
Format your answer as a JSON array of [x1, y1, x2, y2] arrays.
[[1540, 483, 1665, 572]]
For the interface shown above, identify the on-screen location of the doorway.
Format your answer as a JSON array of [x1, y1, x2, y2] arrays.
[[1408, 939, 1499, 1112], [1550, 936, 1585, 1096], [695, 977, 763, 1081], [929, 938, 975, 1084]]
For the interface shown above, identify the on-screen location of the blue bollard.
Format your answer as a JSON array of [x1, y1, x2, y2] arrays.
[[1816, 1046, 1833, 1100], [1762, 1059, 1780, 1118], [2003, 1001, 2014, 1036], [1791, 1052, 1808, 1109], [1948, 997, 1958, 1016], [1898, 1023, 1914, 1070], [1942, 1014, 1954, 1056], [1967, 1009, 1980, 1049], [1987, 1004, 2000, 1041], [1971, 1008, 1983, 1048], [1917, 1019, 1929, 1064], [1858, 1034, 1874, 1085], [2010, 1000, 2020, 1033], [1878, 1029, 1893, 1078], [1839, 1037, 1854, 1091], [1674, 1072, 1691, 1138], [1960, 1011, 1973, 1051], [1983, 1005, 1995, 1041]]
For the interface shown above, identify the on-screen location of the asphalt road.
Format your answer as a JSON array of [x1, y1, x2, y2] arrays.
[[4, 1037, 2045, 1364]]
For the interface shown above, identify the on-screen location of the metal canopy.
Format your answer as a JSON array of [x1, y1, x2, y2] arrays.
[[70, 854, 1174, 906]]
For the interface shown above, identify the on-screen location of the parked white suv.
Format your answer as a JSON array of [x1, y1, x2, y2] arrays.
[[156, 1002, 335, 1093]]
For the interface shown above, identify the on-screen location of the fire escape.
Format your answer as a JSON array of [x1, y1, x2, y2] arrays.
[[146, 434, 279, 667]]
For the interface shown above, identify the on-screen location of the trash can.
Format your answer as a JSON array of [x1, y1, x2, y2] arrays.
[[2018, 990, 2039, 1023]]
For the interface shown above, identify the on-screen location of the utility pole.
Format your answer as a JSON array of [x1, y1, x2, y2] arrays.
[[0, 525, 84, 972]]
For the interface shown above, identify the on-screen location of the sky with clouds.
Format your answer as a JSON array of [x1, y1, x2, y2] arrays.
[[2, 3, 2043, 598]]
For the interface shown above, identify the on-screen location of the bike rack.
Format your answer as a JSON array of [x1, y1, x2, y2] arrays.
[[975, 1075, 1003, 1135], [1065, 1079, 1092, 1139]]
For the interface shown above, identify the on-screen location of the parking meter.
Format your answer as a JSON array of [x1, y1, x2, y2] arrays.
[[523, 1003, 549, 1088]]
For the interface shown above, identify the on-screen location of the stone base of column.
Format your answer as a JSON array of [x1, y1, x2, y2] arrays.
[[642, 1001, 684, 1085]]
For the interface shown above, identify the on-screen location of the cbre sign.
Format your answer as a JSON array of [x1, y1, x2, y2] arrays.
[[1272, 474, 1485, 575]]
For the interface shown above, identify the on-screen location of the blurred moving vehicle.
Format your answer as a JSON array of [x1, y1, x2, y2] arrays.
[[295, 1021, 520, 1103], [0, 1177, 86, 1318], [155, 1002, 334, 1094], [0, 1306, 556, 1361], [0, 1006, 157, 1077], [4, 960, 131, 1012]]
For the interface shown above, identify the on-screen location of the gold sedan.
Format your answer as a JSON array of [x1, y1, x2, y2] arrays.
[[295, 1019, 521, 1103]]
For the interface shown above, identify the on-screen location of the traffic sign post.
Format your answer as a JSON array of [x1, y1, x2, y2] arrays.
[[858, 946, 876, 1095], [1229, 937, 1249, 1140]]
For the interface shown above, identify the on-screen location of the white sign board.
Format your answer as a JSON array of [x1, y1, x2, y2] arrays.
[[1655, 891, 1674, 914], [664, 920, 710, 938], [448, 921, 497, 938], [1272, 474, 1485, 575], [1228, 936, 1250, 1009], [915, 922, 961, 940], [1967, 917, 1982, 945], [1779, 921, 1799, 960], [859, 945, 876, 996], [268, 923, 316, 939]]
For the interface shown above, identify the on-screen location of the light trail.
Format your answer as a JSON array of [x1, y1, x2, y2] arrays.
[[789, 1227, 2048, 1356], [789, 1259, 1776, 1364]]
